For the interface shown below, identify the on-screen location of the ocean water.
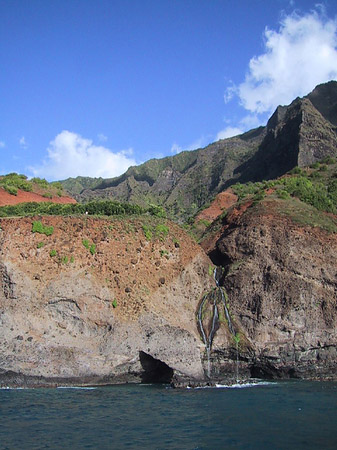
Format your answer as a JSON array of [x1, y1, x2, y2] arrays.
[[1, 381, 336, 449]]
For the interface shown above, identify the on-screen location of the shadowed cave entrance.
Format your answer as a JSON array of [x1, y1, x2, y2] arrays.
[[139, 351, 174, 383]]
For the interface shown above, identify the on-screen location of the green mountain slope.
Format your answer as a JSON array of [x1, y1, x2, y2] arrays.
[[60, 81, 337, 222]]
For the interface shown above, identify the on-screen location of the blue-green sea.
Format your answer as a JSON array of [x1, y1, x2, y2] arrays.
[[1, 381, 336, 449]]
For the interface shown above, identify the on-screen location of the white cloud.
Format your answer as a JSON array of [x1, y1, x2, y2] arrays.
[[224, 82, 237, 103], [171, 143, 183, 154], [29, 130, 137, 181], [98, 133, 108, 142], [0, 141, 5, 148], [216, 127, 244, 140], [216, 113, 265, 141], [236, 10, 337, 114], [19, 136, 28, 149], [170, 137, 205, 154]]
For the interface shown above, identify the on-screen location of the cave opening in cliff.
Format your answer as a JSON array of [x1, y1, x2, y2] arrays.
[[139, 351, 174, 384], [207, 247, 232, 284]]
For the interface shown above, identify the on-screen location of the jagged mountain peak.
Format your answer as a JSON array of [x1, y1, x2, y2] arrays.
[[306, 79, 337, 125]]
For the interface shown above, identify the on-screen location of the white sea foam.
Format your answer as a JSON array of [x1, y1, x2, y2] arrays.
[[186, 381, 275, 389], [57, 386, 97, 390], [215, 381, 275, 389], [1, 386, 27, 390]]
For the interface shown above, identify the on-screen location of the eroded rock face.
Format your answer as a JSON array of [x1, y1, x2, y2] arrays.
[[1, 206, 336, 387], [0, 216, 213, 387], [206, 201, 337, 381]]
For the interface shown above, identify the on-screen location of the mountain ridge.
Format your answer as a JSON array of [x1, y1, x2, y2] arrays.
[[60, 81, 337, 221]]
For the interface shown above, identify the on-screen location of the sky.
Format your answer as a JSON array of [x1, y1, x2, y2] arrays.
[[1, 0, 337, 181]]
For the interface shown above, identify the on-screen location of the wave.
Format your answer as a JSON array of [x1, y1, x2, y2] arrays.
[[1, 386, 27, 390], [215, 381, 275, 389], [56, 386, 97, 390], [186, 381, 275, 389]]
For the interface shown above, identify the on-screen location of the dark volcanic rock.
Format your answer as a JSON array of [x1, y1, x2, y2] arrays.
[[205, 200, 337, 381]]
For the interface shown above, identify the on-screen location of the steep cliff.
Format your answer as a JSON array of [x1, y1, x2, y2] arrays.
[[200, 196, 337, 382], [0, 216, 214, 387]]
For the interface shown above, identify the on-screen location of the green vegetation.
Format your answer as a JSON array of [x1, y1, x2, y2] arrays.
[[61, 255, 69, 264], [0, 199, 168, 218], [197, 218, 211, 228], [276, 189, 290, 200], [232, 161, 337, 215], [232, 180, 274, 200], [37, 241, 45, 249], [58, 176, 104, 195], [252, 190, 265, 204], [0, 173, 32, 195], [111, 299, 117, 308], [82, 239, 90, 249], [276, 197, 337, 233], [279, 175, 336, 213], [141, 221, 170, 242], [31, 177, 49, 188], [82, 238, 96, 255], [4, 185, 18, 196], [49, 249, 57, 257], [0, 174, 66, 199], [208, 264, 214, 277], [289, 166, 303, 175], [32, 220, 54, 236], [147, 204, 166, 218], [124, 150, 198, 187], [83, 200, 144, 216], [142, 224, 152, 240], [155, 223, 169, 240], [321, 156, 336, 165], [51, 181, 64, 190], [233, 333, 241, 346]]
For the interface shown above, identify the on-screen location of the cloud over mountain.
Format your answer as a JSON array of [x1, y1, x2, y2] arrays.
[[236, 10, 337, 115], [29, 131, 136, 181]]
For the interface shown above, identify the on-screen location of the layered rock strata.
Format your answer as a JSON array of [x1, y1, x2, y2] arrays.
[[0, 216, 213, 387]]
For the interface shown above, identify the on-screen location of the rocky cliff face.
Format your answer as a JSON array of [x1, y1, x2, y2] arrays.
[[201, 198, 337, 382], [0, 216, 214, 387], [1, 203, 335, 387], [234, 83, 337, 183]]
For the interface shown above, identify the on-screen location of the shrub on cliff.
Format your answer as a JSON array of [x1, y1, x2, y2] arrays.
[[281, 176, 336, 213], [32, 220, 54, 236], [0, 173, 33, 195]]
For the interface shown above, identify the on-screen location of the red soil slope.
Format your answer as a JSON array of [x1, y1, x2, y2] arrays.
[[0, 188, 76, 207], [196, 189, 238, 223]]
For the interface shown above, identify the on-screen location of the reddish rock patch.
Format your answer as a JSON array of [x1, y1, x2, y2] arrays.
[[0, 188, 76, 207], [196, 189, 238, 223]]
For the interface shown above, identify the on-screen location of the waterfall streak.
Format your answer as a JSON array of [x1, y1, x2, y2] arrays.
[[198, 267, 238, 379], [209, 299, 218, 347], [197, 295, 208, 347], [219, 287, 235, 335]]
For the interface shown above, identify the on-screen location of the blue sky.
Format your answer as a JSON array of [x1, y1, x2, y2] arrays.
[[1, 0, 337, 180]]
